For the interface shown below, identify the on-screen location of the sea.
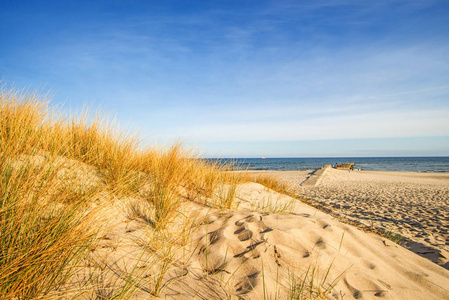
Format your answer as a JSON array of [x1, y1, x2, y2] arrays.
[[213, 157, 449, 173]]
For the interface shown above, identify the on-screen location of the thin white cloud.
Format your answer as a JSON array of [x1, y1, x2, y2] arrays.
[[153, 108, 449, 143]]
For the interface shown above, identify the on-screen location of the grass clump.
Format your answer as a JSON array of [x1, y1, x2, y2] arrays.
[[243, 173, 291, 195], [381, 230, 405, 244], [215, 170, 242, 209], [142, 144, 187, 228], [250, 195, 296, 214], [0, 155, 97, 298], [289, 262, 345, 300]]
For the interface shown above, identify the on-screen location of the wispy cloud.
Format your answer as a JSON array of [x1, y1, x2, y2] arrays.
[[152, 108, 448, 142]]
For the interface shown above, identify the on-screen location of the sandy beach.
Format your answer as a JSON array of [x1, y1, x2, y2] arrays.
[[251, 168, 449, 269]]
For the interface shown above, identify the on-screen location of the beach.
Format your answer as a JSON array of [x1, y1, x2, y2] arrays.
[[250, 168, 449, 269], [4, 89, 449, 299]]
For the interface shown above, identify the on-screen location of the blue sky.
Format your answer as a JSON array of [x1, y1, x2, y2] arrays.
[[1, 0, 448, 157]]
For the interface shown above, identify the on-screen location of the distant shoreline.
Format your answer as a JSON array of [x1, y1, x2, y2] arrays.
[[240, 168, 449, 173], [208, 157, 449, 173]]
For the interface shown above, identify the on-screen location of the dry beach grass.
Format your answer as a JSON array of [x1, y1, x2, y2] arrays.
[[0, 88, 242, 298], [1, 88, 449, 299]]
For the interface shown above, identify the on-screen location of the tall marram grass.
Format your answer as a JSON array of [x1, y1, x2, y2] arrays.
[[0, 87, 246, 297], [0, 155, 97, 298], [1, 88, 243, 205], [1, 88, 146, 196]]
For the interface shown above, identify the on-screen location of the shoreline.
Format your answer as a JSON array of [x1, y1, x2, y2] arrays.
[[218, 156, 449, 173], [241, 168, 449, 173]]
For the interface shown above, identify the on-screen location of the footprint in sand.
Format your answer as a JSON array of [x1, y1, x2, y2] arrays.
[[232, 214, 272, 258], [234, 227, 253, 241], [197, 211, 276, 293], [208, 230, 220, 245], [315, 238, 326, 249], [235, 214, 262, 226], [343, 274, 390, 299], [234, 271, 259, 295]]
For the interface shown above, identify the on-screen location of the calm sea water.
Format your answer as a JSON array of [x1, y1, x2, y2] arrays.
[[213, 157, 449, 172]]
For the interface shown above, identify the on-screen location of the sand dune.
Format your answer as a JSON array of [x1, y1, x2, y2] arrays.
[[69, 181, 449, 299]]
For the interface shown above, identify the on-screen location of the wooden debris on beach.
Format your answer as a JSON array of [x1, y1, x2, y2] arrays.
[[335, 163, 355, 170]]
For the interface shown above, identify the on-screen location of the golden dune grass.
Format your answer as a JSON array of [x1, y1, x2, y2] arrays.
[[1, 87, 355, 299], [0, 88, 247, 298]]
